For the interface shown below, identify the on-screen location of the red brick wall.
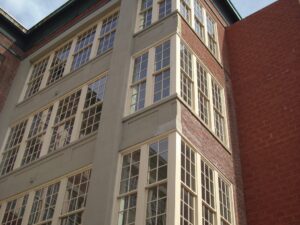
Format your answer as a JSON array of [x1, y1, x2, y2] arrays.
[[226, 0, 300, 225], [0, 33, 23, 112]]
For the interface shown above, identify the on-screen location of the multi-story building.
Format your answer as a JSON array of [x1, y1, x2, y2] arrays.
[[0, 0, 298, 225]]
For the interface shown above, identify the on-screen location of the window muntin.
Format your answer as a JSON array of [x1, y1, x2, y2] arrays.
[[25, 57, 49, 99], [97, 12, 119, 55], [130, 52, 148, 113], [180, 0, 191, 23], [49, 90, 81, 152], [148, 139, 168, 184], [28, 182, 60, 225], [194, 0, 205, 41], [180, 187, 195, 225], [71, 26, 96, 71], [60, 169, 91, 225], [153, 40, 171, 103], [181, 141, 196, 191], [180, 43, 193, 107], [218, 178, 232, 225], [140, 0, 153, 29], [207, 15, 218, 56], [0, 120, 28, 175], [202, 206, 215, 225], [1, 195, 28, 225], [119, 150, 141, 194], [212, 79, 226, 142], [146, 183, 167, 225], [47, 42, 72, 85], [80, 76, 107, 137], [158, 0, 172, 19], [197, 63, 209, 126], [22, 106, 53, 166]]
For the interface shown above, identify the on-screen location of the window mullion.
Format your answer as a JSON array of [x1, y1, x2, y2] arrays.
[[20, 191, 35, 225], [63, 38, 77, 76], [214, 171, 222, 225], [166, 132, 181, 224], [40, 53, 55, 90], [0, 128, 11, 164], [0, 202, 7, 223], [203, 9, 209, 47], [175, 35, 181, 95], [152, 0, 159, 23], [170, 35, 177, 95], [190, 0, 195, 28], [192, 56, 198, 113], [19, 66, 34, 102], [207, 74, 215, 131], [196, 154, 202, 224], [90, 22, 102, 59], [70, 86, 88, 142], [13, 117, 33, 170], [51, 178, 68, 225], [135, 144, 149, 224], [145, 48, 155, 107], [40, 101, 59, 157]]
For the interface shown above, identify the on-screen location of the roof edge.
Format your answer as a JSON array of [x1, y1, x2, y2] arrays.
[[0, 8, 27, 33]]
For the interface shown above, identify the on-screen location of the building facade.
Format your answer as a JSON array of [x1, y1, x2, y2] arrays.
[[0, 0, 298, 225]]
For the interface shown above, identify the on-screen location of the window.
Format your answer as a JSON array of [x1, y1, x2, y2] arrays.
[[212, 79, 226, 142], [194, 0, 205, 41], [71, 26, 96, 71], [148, 139, 168, 184], [0, 120, 28, 175], [28, 182, 60, 225], [117, 150, 140, 225], [97, 12, 119, 55], [158, 0, 172, 19], [207, 16, 218, 56], [146, 183, 167, 225], [22, 106, 53, 166], [47, 42, 72, 85], [60, 169, 91, 225], [130, 53, 148, 113], [80, 76, 107, 137], [140, 0, 153, 29], [180, 141, 196, 225], [201, 160, 216, 225], [180, 43, 193, 107], [49, 90, 81, 152], [218, 178, 232, 225], [180, 0, 191, 23], [197, 63, 209, 126], [153, 40, 170, 102], [1, 195, 28, 225], [25, 57, 49, 99]]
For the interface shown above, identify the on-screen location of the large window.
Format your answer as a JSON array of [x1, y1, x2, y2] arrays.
[[80, 76, 107, 137], [1, 195, 28, 225], [158, 0, 172, 19], [194, 0, 205, 41], [153, 40, 171, 102], [97, 12, 119, 55], [28, 182, 60, 225], [118, 150, 141, 225], [60, 169, 91, 225], [22, 106, 53, 166], [180, 0, 191, 23], [71, 26, 96, 71], [0, 120, 28, 175], [180, 43, 193, 107], [49, 90, 81, 152], [197, 62, 209, 126], [130, 52, 148, 113], [25, 57, 49, 99], [218, 177, 232, 225], [207, 15, 218, 57], [47, 42, 72, 85]]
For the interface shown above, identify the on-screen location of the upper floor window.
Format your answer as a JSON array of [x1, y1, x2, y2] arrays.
[[218, 177, 232, 225], [130, 53, 148, 113], [71, 26, 97, 71], [97, 12, 119, 55], [140, 0, 153, 29], [197, 62, 209, 125], [207, 15, 218, 57], [25, 57, 49, 99], [194, 0, 205, 41], [47, 42, 72, 85], [180, 0, 191, 23], [158, 0, 172, 19]]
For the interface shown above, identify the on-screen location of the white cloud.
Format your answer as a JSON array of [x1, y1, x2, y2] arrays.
[[0, 0, 67, 29], [231, 0, 277, 17]]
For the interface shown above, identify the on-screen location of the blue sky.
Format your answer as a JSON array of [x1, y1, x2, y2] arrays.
[[0, 0, 277, 29]]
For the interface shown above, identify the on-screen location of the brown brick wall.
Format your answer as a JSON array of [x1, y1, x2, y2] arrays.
[[0, 33, 23, 112], [226, 0, 300, 225]]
